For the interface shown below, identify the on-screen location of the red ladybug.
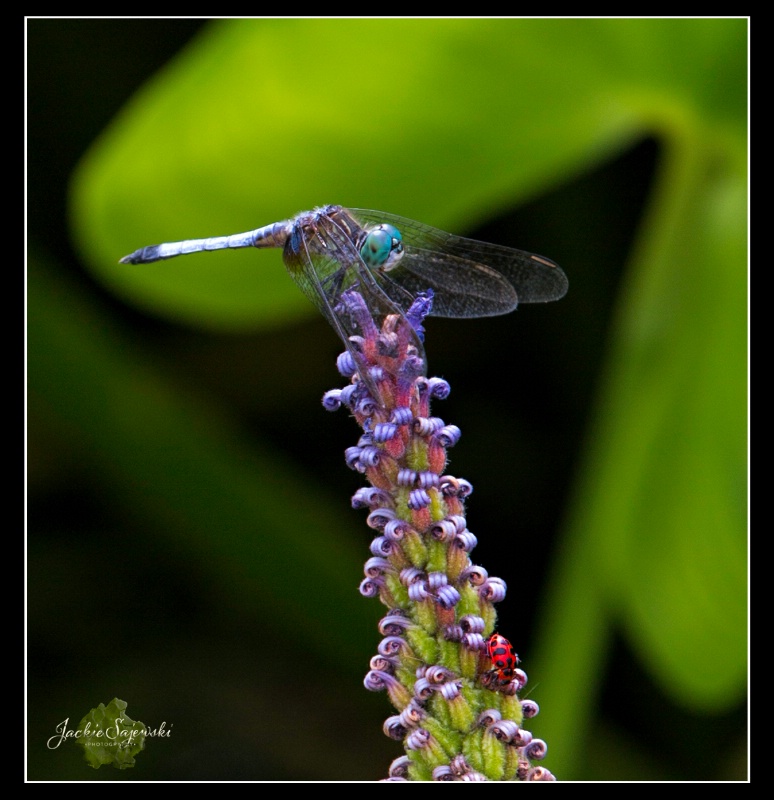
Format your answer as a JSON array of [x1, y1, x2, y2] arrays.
[[486, 633, 519, 686]]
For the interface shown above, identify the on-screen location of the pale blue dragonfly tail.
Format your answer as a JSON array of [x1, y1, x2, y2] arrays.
[[119, 220, 291, 264]]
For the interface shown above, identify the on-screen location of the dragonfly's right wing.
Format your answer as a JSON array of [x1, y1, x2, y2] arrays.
[[351, 209, 567, 317]]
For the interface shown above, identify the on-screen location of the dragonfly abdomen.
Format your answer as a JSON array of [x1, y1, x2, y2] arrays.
[[120, 220, 292, 264]]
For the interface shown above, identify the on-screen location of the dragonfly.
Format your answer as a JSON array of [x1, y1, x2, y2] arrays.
[[121, 205, 568, 396]]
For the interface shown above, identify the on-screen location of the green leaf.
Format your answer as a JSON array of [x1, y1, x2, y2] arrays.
[[71, 18, 649, 329]]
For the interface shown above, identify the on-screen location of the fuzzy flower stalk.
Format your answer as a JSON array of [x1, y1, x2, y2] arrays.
[[322, 289, 555, 782]]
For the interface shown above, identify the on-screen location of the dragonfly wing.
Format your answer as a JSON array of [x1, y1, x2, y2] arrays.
[[379, 245, 518, 318], [350, 209, 568, 315]]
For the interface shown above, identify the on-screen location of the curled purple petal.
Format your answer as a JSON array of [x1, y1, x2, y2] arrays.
[[429, 519, 457, 541], [459, 771, 487, 782], [435, 585, 461, 608], [398, 352, 425, 379], [338, 289, 379, 338], [408, 581, 430, 601], [449, 754, 470, 776], [436, 424, 461, 447], [383, 715, 408, 741], [526, 767, 556, 781], [367, 508, 396, 530], [397, 468, 417, 486], [336, 351, 358, 377], [454, 530, 478, 552], [376, 329, 399, 358], [462, 632, 486, 652], [479, 576, 507, 602], [355, 396, 377, 417], [405, 728, 431, 751], [338, 383, 359, 408], [378, 635, 408, 657], [417, 471, 440, 489], [425, 665, 453, 684], [427, 571, 448, 591], [364, 556, 392, 577], [511, 727, 533, 748], [520, 699, 540, 719], [384, 518, 410, 541], [359, 445, 382, 467], [490, 719, 521, 743], [321, 389, 343, 411], [477, 708, 501, 728], [369, 536, 392, 557], [351, 487, 393, 509], [408, 488, 431, 509], [460, 565, 488, 585], [432, 765, 455, 781], [405, 290, 434, 335], [459, 615, 486, 634], [524, 738, 548, 761], [439, 680, 462, 701], [413, 677, 435, 702], [369, 651, 398, 671], [443, 623, 463, 641], [427, 377, 450, 399], [344, 446, 363, 471], [364, 669, 401, 693], [448, 514, 468, 532], [439, 477, 472, 499], [368, 365, 385, 383], [359, 577, 384, 597], [398, 699, 425, 728], [413, 416, 445, 436], [390, 406, 413, 425], [501, 676, 523, 695], [378, 613, 412, 636], [455, 478, 473, 497], [388, 756, 411, 779], [399, 567, 425, 586], [373, 422, 398, 442]]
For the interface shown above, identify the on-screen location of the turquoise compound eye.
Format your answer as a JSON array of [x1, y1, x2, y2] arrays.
[[360, 224, 403, 269]]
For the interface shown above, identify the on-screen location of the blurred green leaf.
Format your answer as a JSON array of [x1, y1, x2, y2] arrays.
[[598, 142, 747, 707], [70, 18, 655, 329]]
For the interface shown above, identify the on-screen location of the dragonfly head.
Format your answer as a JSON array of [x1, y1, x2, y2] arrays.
[[360, 224, 404, 272]]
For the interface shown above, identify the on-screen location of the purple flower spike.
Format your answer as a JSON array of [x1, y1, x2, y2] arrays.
[[322, 289, 555, 781]]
